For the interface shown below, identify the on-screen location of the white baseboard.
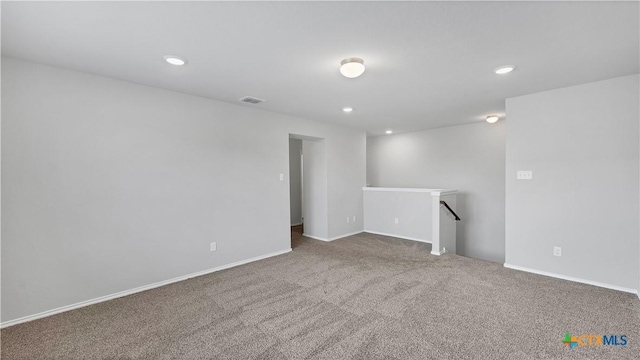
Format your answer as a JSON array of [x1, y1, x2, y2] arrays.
[[302, 233, 322, 241], [430, 250, 442, 256], [363, 230, 432, 245], [1, 248, 292, 329], [302, 230, 363, 242], [503, 263, 638, 294], [328, 230, 363, 241]]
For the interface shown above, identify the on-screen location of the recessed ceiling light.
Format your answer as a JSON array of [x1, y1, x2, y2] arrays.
[[340, 58, 365, 78], [486, 115, 499, 123], [385, 130, 393, 134], [164, 55, 187, 66], [494, 65, 515, 74], [343, 107, 353, 113]]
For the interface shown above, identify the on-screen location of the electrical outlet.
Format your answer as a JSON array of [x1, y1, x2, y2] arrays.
[[210, 242, 217, 252], [347, 217, 350, 223], [394, 218, 399, 224], [279, 174, 284, 181], [553, 246, 561, 257], [352, 216, 356, 222]]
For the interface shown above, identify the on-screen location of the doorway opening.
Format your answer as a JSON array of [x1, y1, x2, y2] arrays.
[[289, 134, 327, 247], [289, 137, 303, 238]]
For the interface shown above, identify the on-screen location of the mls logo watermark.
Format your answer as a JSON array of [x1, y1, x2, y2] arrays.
[[562, 333, 627, 349]]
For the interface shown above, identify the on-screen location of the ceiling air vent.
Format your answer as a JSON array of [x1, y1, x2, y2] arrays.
[[239, 96, 265, 105]]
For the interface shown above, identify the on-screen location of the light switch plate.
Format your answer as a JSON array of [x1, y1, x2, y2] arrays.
[[517, 170, 533, 180]]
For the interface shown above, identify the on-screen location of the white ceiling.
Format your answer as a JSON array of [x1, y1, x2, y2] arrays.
[[2, 1, 638, 136]]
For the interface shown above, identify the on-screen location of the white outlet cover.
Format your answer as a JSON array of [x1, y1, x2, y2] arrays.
[[553, 246, 561, 256], [279, 173, 284, 181], [210, 242, 217, 252]]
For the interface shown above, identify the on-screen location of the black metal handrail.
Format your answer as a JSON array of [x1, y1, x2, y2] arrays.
[[440, 201, 461, 221]]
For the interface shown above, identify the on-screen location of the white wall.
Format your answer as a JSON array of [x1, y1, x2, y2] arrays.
[[302, 139, 328, 239], [363, 189, 434, 243], [288, 138, 302, 226], [327, 131, 366, 239], [1, 57, 366, 323], [367, 122, 506, 262], [505, 74, 639, 291]]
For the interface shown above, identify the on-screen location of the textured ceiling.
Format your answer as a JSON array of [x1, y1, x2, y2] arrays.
[[2, 1, 638, 135]]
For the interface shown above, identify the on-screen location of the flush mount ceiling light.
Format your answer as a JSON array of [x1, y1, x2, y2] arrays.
[[343, 107, 354, 113], [494, 65, 515, 74], [385, 130, 393, 134], [340, 57, 365, 78], [164, 55, 187, 66], [486, 115, 500, 123]]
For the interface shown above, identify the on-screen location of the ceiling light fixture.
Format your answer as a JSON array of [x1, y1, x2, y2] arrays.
[[385, 130, 393, 134], [164, 55, 187, 66], [343, 107, 354, 113], [340, 57, 365, 78], [494, 65, 515, 74], [486, 115, 499, 123]]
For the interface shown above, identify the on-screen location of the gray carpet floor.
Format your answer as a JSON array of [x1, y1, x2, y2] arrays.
[[2, 227, 639, 359]]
